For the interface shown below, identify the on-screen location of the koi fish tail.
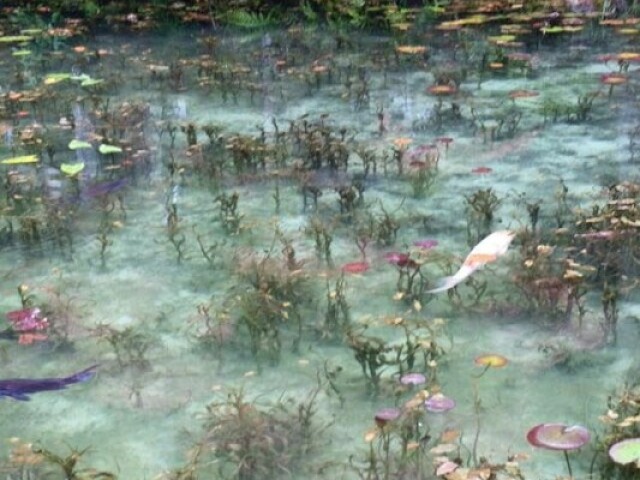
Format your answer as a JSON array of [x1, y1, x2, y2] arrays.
[[427, 265, 478, 294], [64, 364, 99, 385]]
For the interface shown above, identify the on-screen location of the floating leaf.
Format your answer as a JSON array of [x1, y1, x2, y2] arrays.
[[98, 144, 122, 155], [609, 438, 640, 466], [68, 139, 92, 150], [81, 77, 104, 87], [12, 50, 31, 57], [1, 155, 38, 165], [60, 162, 85, 176], [70, 73, 91, 82], [0, 35, 33, 43], [44, 73, 71, 85]]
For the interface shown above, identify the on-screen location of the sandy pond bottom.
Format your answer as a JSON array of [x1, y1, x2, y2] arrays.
[[0, 23, 639, 480]]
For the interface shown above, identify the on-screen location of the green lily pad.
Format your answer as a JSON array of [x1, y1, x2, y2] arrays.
[[1, 154, 39, 165], [44, 73, 72, 85], [541, 26, 564, 34], [0, 35, 33, 43], [68, 139, 92, 150], [20, 29, 43, 36], [81, 78, 104, 87], [70, 73, 91, 82], [98, 144, 122, 155], [60, 162, 85, 176], [12, 49, 31, 57], [609, 438, 640, 466]]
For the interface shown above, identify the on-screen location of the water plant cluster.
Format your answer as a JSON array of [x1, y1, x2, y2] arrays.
[[1, 0, 640, 478]]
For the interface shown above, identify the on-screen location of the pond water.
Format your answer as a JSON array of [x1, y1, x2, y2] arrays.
[[1, 10, 640, 480]]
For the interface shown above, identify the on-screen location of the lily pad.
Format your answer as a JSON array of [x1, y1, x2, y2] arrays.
[[1, 154, 39, 165], [98, 144, 122, 155], [526, 423, 590, 451], [12, 49, 31, 57], [609, 438, 640, 466], [44, 73, 71, 85], [68, 139, 92, 150], [81, 77, 104, 87], [60, 162, 85, 176], [70, 73, 91, 82], [475, 354, 508, 368], [0, 35, 33, 44]]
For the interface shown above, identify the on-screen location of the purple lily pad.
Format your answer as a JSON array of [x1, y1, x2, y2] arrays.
[[425, 393, 456, 413], [526, 423, 590, 451], [399, 372, 426, 386], [374, 407, 401, 427]]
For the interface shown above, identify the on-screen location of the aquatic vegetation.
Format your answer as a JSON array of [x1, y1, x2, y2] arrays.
[[526, 423, 590, 478], [92, 324, 152, 371], [2, 1, 640, 478], [465, 188, 502, 240], [320, 274, 350, 341], [597, 381, 640, 478], [608, 438, 640, 469], [179, 386, 326, 480]]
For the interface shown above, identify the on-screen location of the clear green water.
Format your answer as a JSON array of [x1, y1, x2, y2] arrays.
[[0, 19, 639, 479]]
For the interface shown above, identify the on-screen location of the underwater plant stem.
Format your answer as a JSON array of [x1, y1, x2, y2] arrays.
[[563, 450, 573, 478], [471, 382, 481, 467]]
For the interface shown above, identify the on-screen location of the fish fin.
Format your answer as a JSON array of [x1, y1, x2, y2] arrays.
[[65, 364, 99, 385], [427, 265, 478, 294], [6, 392, 31, 401]]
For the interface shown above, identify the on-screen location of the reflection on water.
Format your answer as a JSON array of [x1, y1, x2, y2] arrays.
[[0, 9, 640, 479]]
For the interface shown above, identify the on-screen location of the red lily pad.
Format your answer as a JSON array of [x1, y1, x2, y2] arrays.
[[342, 261, 369, 274]]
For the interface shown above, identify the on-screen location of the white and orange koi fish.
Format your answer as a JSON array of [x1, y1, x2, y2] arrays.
[[427, 230, 515, 294]]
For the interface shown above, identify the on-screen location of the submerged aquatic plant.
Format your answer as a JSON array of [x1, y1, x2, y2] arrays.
[[184, 385, 327, 479]]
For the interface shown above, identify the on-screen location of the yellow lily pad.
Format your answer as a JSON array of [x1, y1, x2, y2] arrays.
[[60, 162, 85, 176], [0, 35, 33, 43], [44, 73, 71, 85], [1, 154, 39, 165]]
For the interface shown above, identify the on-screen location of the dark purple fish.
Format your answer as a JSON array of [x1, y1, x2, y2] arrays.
[[0, 364, 98, 401], [82, 178, 128, 199]]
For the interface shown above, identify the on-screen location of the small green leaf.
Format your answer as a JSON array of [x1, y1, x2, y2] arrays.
[[98, 144, 122, 155], [68, 139, 92, 150], [12, 49, 32, 57], [60, 162, 85, 176]]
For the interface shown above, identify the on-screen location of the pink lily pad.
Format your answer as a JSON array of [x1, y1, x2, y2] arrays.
[[399, 372, 426, 386], [526, 423, 590, 451], [374, 407, 401, 427]]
